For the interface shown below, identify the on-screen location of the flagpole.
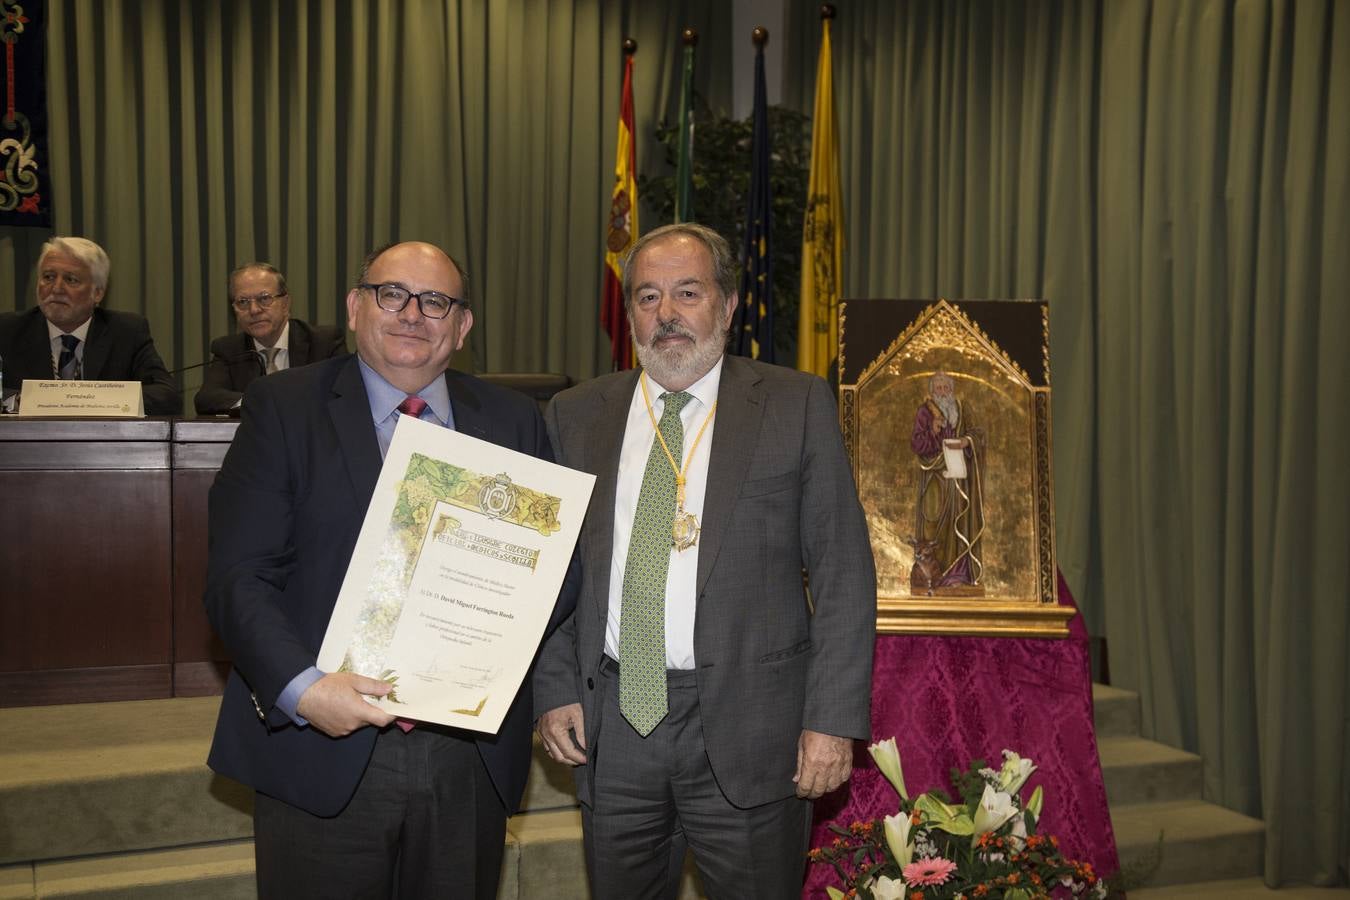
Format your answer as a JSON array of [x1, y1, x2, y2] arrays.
[[732, 25, 775, 363], [797, 2, 843, 378], [601, 38, 639, 370], [675, 29, 698, 224]]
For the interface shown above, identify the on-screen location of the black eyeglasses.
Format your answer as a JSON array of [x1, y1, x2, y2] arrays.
[[231, 292, 287, 311], [359, 282, 466, 320]]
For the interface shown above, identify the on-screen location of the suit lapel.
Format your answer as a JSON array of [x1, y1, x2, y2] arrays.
[[584, 371, 639, 624], [696, 356, 764, 595], [229, 334, 262, 385], [328, 357, 383, 505], [80, 310, 110, 379], [289, 321, 312, 366], [444, 370, 491, 442], [18, 309, 55, 378]]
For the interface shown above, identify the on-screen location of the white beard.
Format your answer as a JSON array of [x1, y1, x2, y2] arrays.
[[635, 322, 727, 391], [934, 395, 960, 430]]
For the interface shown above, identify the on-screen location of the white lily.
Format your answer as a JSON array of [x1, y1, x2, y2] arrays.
[[1026, 784, 1044, 820], [868, 737, 908, 800], [972, 783, 1019, 839], [871, 874, 908, 900], [997, 750, 1037, 795], [883, 811, 914, 868]]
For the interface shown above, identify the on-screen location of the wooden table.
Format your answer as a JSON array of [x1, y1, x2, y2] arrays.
[[0, 418, 237, 706]]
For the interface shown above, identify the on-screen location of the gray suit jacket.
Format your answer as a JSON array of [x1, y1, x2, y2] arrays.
[[533, 355, 876, 809]]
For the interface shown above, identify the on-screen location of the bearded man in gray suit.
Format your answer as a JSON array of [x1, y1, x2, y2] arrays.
[[534, 223, 876, 898]]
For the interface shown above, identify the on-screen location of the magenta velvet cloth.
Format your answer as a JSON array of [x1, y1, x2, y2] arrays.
[[804, 573, 1120, 897]]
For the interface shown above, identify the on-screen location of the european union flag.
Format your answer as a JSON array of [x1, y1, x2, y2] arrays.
[[732, 34, 773, 362]]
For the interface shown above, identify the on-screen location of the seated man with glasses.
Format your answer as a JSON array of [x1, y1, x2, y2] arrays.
[[193, 262, 347, 415]]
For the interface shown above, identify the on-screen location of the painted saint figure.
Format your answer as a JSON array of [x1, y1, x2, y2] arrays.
[[910, 371, 985, 591]]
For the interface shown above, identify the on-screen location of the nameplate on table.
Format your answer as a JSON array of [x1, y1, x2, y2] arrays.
[[19, 380, 145, 417]]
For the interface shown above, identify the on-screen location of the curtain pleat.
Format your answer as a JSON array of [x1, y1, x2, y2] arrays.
[[785, 0, 1349, 883], [0, 0, 733, 391]]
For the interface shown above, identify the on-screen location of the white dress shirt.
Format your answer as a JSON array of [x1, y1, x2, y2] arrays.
[[605, 358, 723, 670], [47, 318, 92, 376], [252, 320, 291, 372]]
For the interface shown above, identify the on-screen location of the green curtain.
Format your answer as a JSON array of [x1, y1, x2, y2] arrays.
[[0, 0, 732, 400], [784, 0, 1349, 885]]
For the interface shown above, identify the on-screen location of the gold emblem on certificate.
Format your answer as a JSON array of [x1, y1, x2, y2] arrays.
[[478, 472, 518, 519], [672, 509, 700, 551]]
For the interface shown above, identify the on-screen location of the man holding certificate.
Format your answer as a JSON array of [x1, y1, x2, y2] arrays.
[[205, 241, 572, 899], [533, 224, 876, 898]]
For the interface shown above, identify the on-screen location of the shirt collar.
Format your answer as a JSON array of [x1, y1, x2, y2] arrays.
[[47, 316, 92, 344], [645, 355, 724, 414], [251, 319, 290, 353], [356, 355, 451, 425]]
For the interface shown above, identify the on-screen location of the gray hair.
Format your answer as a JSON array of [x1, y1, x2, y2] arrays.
[[228, 262, 288, 299], [38, 237, 111, 292], [621, 223, 738, 307]]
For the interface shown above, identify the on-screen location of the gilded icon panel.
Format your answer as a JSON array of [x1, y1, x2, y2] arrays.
[[839, 299, 1071, 637]]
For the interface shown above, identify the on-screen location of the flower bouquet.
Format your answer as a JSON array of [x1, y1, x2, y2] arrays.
[[810, 739, 1106, 900]]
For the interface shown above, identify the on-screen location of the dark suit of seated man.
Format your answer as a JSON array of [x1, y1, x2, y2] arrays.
[[193, 262, 347, 415], [0, 236, 179, 415]]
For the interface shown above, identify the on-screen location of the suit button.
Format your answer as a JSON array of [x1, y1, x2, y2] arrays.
[[587, 677, 595, 690]]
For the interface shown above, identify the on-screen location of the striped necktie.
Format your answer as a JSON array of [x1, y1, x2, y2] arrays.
[[57, 334, 80, 380]]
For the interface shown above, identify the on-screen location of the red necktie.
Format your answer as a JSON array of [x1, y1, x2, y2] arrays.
[[398, 395, 428, 418], [395, 394, 428, 733]]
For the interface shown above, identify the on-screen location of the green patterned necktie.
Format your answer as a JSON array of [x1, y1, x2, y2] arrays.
[[619, 389, 693, 736]]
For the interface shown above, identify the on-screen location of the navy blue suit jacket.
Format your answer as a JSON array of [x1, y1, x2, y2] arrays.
[[205, 354, 576, 817]]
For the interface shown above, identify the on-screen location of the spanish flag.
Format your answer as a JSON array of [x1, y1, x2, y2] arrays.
[[796, 13, 843, 379], [602, 44, 638, 370]]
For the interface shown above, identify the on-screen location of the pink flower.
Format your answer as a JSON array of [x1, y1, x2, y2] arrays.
[[902, 857, 957, 887]]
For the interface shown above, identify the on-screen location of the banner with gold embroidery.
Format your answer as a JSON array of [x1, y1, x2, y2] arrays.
[[0, 0, 49, 227]]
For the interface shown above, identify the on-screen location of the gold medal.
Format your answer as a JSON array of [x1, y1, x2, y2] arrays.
[[641, 373, 717, 553], [672, 508, 701, 551]]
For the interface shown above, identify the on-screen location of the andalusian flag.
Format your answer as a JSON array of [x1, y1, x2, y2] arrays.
[[674, 32, 696, 223], [797, 12, 843, 378], [601, 43, 638, 370], [732, 34, 773, 362]]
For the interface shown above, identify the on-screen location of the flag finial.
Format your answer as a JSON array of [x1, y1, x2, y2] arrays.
[[821, 4, 836, 20], [752, 27, 769, 48], [623, 37, 637, 56]]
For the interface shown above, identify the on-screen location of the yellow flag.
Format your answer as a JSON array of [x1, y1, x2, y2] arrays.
[[797, 17, 843, 378]]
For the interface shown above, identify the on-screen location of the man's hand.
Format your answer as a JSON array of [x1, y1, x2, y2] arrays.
[[537, 703, 588, 765], [295, 672, 396, 738], [793, 730, 853, 799]]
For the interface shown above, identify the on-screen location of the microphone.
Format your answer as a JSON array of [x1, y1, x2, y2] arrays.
[[169, 349, 265, 379]]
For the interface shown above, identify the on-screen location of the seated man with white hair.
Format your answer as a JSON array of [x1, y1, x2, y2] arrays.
[[0, 236, 179, 415]]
